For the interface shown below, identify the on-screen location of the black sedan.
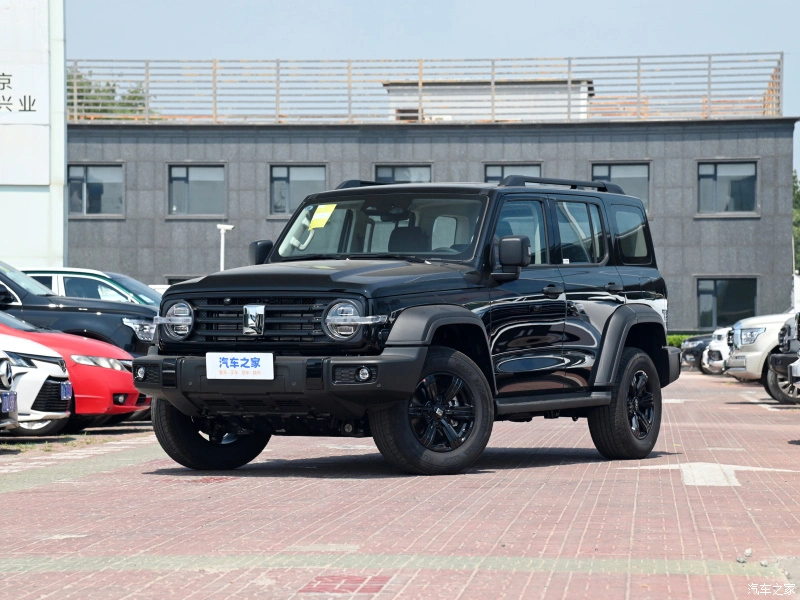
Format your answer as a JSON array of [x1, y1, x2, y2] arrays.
[[680, 334, 713, 372]]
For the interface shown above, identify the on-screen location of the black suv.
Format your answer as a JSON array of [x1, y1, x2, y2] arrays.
[[134, 177, 680, 475], [0, 261, 157, 355]]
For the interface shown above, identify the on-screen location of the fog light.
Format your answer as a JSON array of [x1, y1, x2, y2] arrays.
[[356, 366, 371, 382], [135, 366, 146, 381], [113, 394, 127, 405]]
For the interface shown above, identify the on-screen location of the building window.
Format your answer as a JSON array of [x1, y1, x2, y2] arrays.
[[68, 165, 123, 215], [698, 162, 757, 213], [375, 165, 431, 184], [270, 166, 326, 214], [593, 164, 650, 211], [168, 166, 225, 216], [697, 278, 757, 329], [485, 164, 541, 183]]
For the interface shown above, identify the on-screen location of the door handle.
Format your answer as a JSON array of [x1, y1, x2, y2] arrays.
[[604, 283, 624, 293], [542, 284, 564, 298]]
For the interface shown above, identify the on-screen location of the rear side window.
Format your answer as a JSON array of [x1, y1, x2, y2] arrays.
[[555, 201, 605, 264], [612, 205, 652, 265]]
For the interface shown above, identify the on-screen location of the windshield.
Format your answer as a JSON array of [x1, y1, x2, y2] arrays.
[[0, 261, 56, 297], [0, 311, 36, 331], [108, 273, 162, 305], [275, 194, 487, 261]]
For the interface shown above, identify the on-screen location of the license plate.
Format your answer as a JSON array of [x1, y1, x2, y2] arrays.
[[61, 381, 73, 402], [1, 391, 17, 413], [205, 353, 274, 380]]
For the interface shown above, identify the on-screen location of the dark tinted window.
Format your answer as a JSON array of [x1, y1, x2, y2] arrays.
[[30, 275, 54, 291], [612, 205, 651, 265], [556, 201, 605, 264], [495, 200, 548, 265], [698, 278, 757, 328]]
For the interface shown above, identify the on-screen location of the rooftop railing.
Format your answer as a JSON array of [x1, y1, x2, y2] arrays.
[[66, 52, 783, 125]]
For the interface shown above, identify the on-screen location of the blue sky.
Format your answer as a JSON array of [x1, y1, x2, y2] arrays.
[[66, 0, 800, 171]]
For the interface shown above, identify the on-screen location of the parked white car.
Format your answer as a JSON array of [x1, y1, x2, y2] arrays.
[[700, 327, 731, 374], [726, 310, 796, 395], [0, 333, 71, 436], [0, 351, 18, 431]]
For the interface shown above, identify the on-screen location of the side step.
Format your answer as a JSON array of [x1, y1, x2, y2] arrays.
[[495, 391, 611, 416]]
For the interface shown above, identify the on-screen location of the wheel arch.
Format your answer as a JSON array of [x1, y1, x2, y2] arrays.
[[385, 304, 496, 393], [592, 304, 671, 388]]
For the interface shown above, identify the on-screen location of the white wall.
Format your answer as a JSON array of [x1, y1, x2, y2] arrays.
[[0, 0, 65, 268]]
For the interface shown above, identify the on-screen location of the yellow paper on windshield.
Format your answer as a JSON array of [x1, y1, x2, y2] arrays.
[[308, 204, 336, 230]]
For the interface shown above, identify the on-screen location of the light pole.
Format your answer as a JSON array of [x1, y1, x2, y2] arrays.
[[216, 224, 234, 271]]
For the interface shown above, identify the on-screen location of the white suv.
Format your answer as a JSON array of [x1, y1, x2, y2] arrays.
[[726, 310, 796, 390]]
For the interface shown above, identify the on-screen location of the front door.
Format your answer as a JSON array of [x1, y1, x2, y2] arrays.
[[488, 196, 567, 396]]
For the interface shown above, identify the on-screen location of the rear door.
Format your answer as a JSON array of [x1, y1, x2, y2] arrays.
[[551, 195, 624, 390], [488, 195, 567, 395]]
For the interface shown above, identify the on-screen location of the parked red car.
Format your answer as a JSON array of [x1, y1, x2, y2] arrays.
[[0, 312, 148, 434]]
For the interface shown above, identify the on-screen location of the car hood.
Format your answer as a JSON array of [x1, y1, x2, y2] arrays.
[[0, 332, 61, 358], [0, 325, 132, 361], [165, 260, 479, 299], [734, 313, 793, 329]]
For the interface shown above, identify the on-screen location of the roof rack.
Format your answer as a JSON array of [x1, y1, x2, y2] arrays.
[[336, 180, 390, 189], [498, 175, 625, 195]]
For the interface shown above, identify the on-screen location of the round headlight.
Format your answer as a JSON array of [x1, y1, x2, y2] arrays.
[[324, 300, 361, 340], [162, 301, 194, 341]]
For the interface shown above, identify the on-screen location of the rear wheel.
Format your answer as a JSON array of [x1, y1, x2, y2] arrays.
[[369, 346, 494, 475], [152, 397, 270, 470], [765, 369, 800, 405], [588, 347, 662, 460]]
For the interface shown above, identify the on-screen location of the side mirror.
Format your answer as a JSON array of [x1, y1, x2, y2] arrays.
[[248, 240, 274, 265], [0, 285, 14, 304], [494, 235, 531, 282]]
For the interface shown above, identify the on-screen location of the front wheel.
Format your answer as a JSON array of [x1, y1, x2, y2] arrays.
[[8, 417, 68, 437], [588, 347, 662, 460], [369, 346, 494, 475], [152, 398, 271, 470], [765, 369, 800, 405]]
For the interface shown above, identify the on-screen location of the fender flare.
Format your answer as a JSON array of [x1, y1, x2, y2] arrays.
[[385, 304, 489, 346], [592, 304, 667, 387]]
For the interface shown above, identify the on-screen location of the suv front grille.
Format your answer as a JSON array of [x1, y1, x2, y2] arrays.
[[189, 295, 339, 344], [31, 379, 69, 413]]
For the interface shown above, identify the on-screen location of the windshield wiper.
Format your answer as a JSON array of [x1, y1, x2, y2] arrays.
[[348, 254, 427, 263]]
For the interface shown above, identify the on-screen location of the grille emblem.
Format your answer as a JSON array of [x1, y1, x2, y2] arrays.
[[243, 304, 265, 336]]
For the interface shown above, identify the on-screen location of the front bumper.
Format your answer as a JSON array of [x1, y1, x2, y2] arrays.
[[0, 417, 17, 431], [724, 349, 762, 380], [768, 353, 798, 378], [133, 347, 428, 419], [665, 346, 681, 386]]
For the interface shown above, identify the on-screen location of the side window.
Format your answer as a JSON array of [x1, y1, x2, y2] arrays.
[[588, 204, 606, 261], [555, 201, 596, 264], [494, 200, 547, 265], [611, 205, 652, 265], [30, 275, 54, 292], [63, 276, 128, 302]]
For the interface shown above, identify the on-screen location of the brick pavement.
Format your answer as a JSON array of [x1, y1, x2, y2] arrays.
[[1, 371, 799, 599]]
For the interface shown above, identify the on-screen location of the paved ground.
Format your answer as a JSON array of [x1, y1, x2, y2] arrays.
[[1, 371, 799, 599]]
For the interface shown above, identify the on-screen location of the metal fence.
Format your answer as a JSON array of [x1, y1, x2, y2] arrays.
[[66, 53, 783, 125]]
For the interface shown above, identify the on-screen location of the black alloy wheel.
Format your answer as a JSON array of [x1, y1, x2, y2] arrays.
[[369, 346, 494, 475], [627, 370, 655, 440], [407, 372, 476, 452]]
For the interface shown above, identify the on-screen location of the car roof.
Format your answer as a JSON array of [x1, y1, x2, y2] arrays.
[[23, 267, 109, 277]]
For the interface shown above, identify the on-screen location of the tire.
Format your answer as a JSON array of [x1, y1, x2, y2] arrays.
[[588, 347, 662, 460], [60, 414, 106, 434], [766, 369, 800, 405], [152, 397, 270, 470], [369, 346, 494, 475], [103, 414, 131, 426], [8, 417, 68, 437]]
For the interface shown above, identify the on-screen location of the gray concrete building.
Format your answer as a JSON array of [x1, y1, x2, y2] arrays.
[[62, 54, 795, 332]]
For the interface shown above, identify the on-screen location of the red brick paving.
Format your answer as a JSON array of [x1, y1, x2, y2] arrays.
[[1, 370, 799, 599]]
